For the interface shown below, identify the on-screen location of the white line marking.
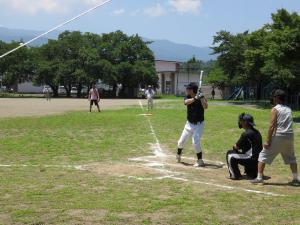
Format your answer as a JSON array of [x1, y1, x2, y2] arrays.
[[0, 164, 86, 170], [139, 100, 166, 158], [128, 176, 285, 197]]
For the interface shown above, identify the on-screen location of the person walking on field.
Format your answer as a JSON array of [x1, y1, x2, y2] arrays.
[[176, 83, 208, 167], [251, 89, 300, 186], [44, 87, 51, 101], [88, 85, 101, 112], [211, 87, 215, 100], [145, 85, 155, 111]]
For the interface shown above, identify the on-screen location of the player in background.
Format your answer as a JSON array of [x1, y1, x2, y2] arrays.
[[251, 89, 300, 186], [176, 83, 208, 167], [145, 85, 155, 111], [226, 113, 263, 180], [43, 86, 51, 101], [88, 85, 101, 113]]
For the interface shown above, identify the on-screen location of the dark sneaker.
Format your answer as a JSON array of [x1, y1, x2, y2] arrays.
[[289, 179, 300, 187], [250, 178, 264, 185], [193, 159, 205, 167], [228, 176, 242, 181]]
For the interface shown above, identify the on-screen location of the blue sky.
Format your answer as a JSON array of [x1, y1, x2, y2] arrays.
[[0, 0, 300, 47]]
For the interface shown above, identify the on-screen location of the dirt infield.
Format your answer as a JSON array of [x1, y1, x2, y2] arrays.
[[0, 98, 146, 118]]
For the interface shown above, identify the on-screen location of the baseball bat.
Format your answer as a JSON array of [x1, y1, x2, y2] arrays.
[[198, 70, 204, 95]]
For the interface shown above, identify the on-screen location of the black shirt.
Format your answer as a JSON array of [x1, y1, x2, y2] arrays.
[[185, 95, 204, 124], [236, 128, 263, 160]]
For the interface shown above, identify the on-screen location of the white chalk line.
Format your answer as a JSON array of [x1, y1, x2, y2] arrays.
[[138, 100, 166, 158], [135, 100, 285, 197], [0, 164, 86, 171], [128, 176, 285, 197]]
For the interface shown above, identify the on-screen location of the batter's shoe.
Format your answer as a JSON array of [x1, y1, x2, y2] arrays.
[[194, 159, 205, 167], [250, 178, 264, 185], [176, 154, 181, 163], [289, 179, 300, 187]]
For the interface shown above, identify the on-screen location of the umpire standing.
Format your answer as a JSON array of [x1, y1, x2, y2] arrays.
[[251, 90, 300, 186]]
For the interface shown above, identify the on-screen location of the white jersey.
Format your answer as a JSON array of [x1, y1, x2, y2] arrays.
[[145, 89, 155, 99], [274, 104, 293, 136], [89, 88, 99, 100]]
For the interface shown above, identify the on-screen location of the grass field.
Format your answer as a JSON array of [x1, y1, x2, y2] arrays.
[[0, 99, 299, 225]]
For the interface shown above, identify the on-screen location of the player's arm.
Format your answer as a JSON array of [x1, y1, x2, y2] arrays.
[[184, 98, 196, 105], [233, 133, 246, 152], [200, 97, 208, 109], [88, 91, 91, 100], [233, 144, 239, 151], [265, 108, 277, 149]]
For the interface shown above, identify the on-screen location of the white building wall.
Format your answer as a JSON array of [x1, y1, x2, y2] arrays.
[[155, 61, 177, 72], [175, 72, 200, 95]]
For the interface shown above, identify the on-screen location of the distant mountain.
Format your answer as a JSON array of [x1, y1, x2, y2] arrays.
[[146, 39, 215, 62], [0, 27, 216, 61], [0, 27, 60, 46]]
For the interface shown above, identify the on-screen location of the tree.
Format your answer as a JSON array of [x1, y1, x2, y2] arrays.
[[32, 30, 157, 98], [206, 66, 229, 94], [33, 40, 61, 97], [262, 9, 300, 94], [0, 41, 34, 88], [212, 30, 249, 85], [100, 31, 157, 96], [212, 9, 300, 99]]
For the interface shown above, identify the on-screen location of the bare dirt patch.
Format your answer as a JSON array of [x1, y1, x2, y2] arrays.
[[0, 98, 145, 118], [84, 162, 163, 178], [0, 213, 12, 224]]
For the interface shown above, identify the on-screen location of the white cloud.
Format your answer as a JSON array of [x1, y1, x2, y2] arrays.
[[82, 0, 107, 6], [8, 0, 66, 14], [129, 9, 141, 16], [144, 3, 165, 17], [0, 0, 108, 15], [168, 0, 202, 14], [113, 8, 125, 16]]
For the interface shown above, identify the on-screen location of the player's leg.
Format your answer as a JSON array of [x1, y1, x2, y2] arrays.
[[89, 100, 93, 112], [239, 159, 258, 179], [192, 122, 205, 167], [226, 150, 235, 178], [147, 98, 152, 111], [245, 163, 258, 179], [226, 152, 244, 179], [96, 101, 101, 112], [177, 122, 193, 162], [280, 137, 299, 186], [251, 137, 280, 184], [150, 98, 153, 109]]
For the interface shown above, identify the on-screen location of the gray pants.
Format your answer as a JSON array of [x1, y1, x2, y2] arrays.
[[259, 136, 297, 165], [147, 98, 153, 110]]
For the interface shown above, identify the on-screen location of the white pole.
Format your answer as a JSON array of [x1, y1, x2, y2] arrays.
[[0, 0, 113, 59]]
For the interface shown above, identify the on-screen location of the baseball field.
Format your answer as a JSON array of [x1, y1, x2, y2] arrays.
[[0, 98, 299, 225]]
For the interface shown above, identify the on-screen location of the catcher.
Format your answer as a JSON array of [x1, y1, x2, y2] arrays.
[[226, 113, 263, 180]]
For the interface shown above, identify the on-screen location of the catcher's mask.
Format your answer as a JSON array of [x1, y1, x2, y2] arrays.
[[238, 113, 256, 129]]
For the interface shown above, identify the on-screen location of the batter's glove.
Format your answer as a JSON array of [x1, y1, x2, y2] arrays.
[[194, 93, 204, 100]]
